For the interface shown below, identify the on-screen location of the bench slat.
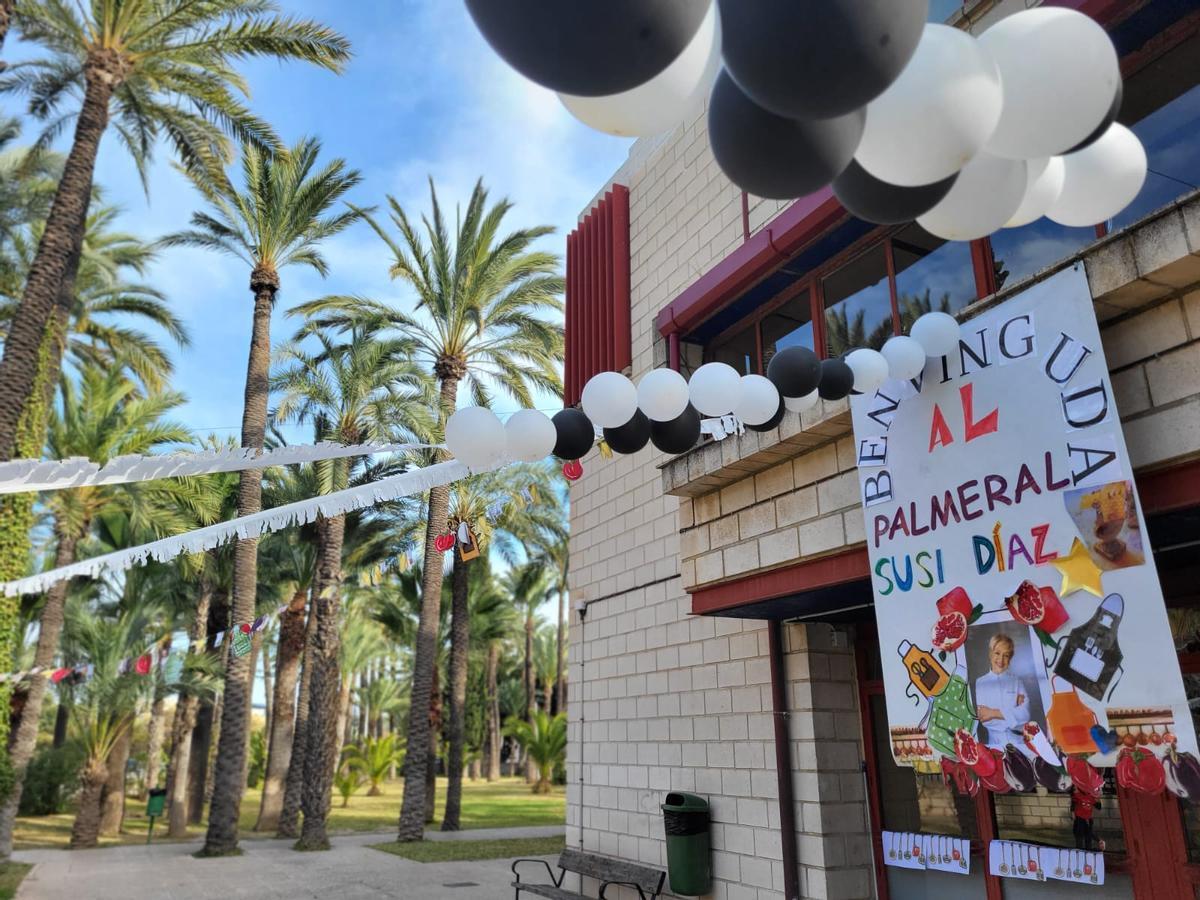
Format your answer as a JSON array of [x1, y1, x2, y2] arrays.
[[512, 882, 587, 900], [556, 850, 665, 893]]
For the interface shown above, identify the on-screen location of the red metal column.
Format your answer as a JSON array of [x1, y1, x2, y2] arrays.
[[1119, 784, 1195, 900], [601, 193, 613, 374], [566, 230, 577, 405], [612, 185, 632, 373]]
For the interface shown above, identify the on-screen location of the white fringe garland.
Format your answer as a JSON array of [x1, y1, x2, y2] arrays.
[[0, 459, 475, 597], [0, 440, 437, 496]]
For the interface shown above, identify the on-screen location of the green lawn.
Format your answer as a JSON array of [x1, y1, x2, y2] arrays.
[[14, 777, 564, 850], [370, 835, 564, 863], [0, 863, 31, 900]]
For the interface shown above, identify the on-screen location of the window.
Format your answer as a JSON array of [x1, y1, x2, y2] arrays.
[[709, 324, 757, 375], [987, 219, 1096, 292], [761, 288, 814, 370], [1111, 82, 1200, 231], [892, 225, 977, 328], [823, 244, 893, 355]]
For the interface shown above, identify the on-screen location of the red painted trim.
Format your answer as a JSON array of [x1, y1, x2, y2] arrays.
[[1118, 783, 1195, 899], [1137, 458, 1200, 514], [690, 547, 869, 616], [768, 621, 801, 900], [1043, 0, 1139, 27], [656, 188, 843, 337], [812, 281, 828, 360], [974, 792, 1004, 900], [741, 192, 751, 243], [855, 643, 890, 900], [612, 185, 632, 373], [565, 231, 576, 405], [970, 239, 997, 299], [668, 332, 680, 372], [601, 194, 613, 382], [884, 238, 901, 337]]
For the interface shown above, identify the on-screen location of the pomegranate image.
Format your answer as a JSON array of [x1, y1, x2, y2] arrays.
[[936, 587, 973, 619], [932, 610, 968, 652]]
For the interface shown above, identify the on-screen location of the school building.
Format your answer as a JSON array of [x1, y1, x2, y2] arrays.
[[561, 1, 1200, 898]]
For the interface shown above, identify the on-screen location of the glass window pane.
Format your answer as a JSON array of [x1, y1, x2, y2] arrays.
[[987, 218, 1095, 291], [1112, 82, 1200, 231], [891, 224, 978, 329], [761, 290, 814, 370], [708, 324, 756, 375], [823, 244, 893, 356], [870, 695, 979, 839]]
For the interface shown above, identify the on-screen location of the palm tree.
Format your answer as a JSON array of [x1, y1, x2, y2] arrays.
[[159, 139, 362, 856], [333, 761, 365, 809], [270, 326, 430, 851], [504, 712, 566, 795], [298, 178, 564, 841], [344, 735, 402, 797], [532, 625, 560, 716], [0, 367, 200, 850], [0, 1, 349, 472], [500, 562, 555, 781]]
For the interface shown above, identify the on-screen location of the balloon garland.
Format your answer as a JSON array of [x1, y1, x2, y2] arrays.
[[466, 1, 1147, 237], [445, 312, 964, 473]]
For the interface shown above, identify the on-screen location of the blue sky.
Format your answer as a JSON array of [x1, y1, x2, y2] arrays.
[[7, 0, 633, 441]]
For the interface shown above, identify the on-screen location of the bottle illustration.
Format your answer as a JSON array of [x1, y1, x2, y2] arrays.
[[1054, 593, 1124, 701]]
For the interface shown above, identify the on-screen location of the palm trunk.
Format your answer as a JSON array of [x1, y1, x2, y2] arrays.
[[203, 637, 230, 812], [68, 758, 109, 850], [397, 373, 458, 842], [296, 513, 347, 851], [255, 590, 305, 832], [337, 677, 352, 752], [524, 614, 536, 783], [202, 273, 276, 856], [277, 586, 319, 838], [441, 553, 471, 831], [241, 637, 260, 788], [0, 64, 115, 460], [187, 701, 214, 824], [144, 690, 167, 794], [484, 643, 500, 782], [52, 701, 69, 749], [262, 640, 273, 740], [97, 727, 130, 836], [0, 531, 77, 855], [0, 0, 14, 67], [357, 671, 368, 740], [555, 571, 567, 714]]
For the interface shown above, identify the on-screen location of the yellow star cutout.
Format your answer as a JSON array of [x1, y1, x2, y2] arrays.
[[1050, 537, 1104, 598]]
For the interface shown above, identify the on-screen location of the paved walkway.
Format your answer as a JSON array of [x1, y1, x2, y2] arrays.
[[15, 826, 564, 900]]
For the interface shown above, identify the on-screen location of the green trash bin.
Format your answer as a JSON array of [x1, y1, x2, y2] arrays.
[[661, 792, 712, 896]]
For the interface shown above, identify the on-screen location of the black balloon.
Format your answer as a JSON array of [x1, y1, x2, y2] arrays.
[[603, 410, 651, 455], [552, 408, 595, 460], [766, 346, 821, 399], [718, 0, 928, 120], [745, 398, 785, 433], [817, 358, 855, 401], [464, 0, 708, 97], [650, 404, 701, 455], [708, 70, 865, 200], [1065, 78, 1124, 155], [833, 161, 959, 226]]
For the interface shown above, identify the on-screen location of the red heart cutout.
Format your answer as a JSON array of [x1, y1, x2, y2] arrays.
[[562, 460, 583, 481], [434, 533, 455, 553], [240, 623, 251, 634]]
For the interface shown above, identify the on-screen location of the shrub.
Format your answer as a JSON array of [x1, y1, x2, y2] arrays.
[[19, 745, 83, 815]]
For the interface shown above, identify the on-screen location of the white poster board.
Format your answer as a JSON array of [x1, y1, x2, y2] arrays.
[[850, 265, 1196, 769]]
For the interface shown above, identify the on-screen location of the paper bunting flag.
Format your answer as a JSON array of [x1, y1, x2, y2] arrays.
[[231, 627, 252, 658], [118, 658, 131, 675], [134, 654, 152, 676], [50, 668, 71, 684], [162, 652, 185, 684], [213, 631, 225, 647], [251, 615, 269, 634]]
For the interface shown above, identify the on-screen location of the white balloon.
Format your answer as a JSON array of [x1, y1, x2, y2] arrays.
[[504, 409, 556, 463], [558, 1, 721, 137], [844, 348, 890, 394], [855, 25, 1003, 187], [881, 335, 927, 381], [732, 374, 779, 426], [581, 371, 638, 429], [1047, 124, 1147, 228], [1005, 157, 1066, 228], [445, 406, 506, 470], [689, 362, 743, 417], [917, 152, 1027, 241], [784, 390, 820, 413], [637, 368, 690, 422], [910, 312, 961, 358], [980, 8, 1120, 159]]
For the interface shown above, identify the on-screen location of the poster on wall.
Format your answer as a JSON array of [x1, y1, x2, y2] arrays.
[[850, 265, 1197, 772]]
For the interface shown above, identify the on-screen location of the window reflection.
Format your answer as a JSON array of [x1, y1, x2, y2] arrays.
[[761, 290, 814, 370], [892, 225, 977, 326], [823, 244, 892, 355], [987, 219, 1095, 292], [708, 324, 756, 375], [1112, 82, 1200, 231]]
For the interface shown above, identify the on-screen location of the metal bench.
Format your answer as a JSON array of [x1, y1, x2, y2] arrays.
[[511, 848, 666, 900]]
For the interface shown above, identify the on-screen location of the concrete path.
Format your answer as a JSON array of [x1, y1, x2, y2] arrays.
[[14, 826, 565, 900]]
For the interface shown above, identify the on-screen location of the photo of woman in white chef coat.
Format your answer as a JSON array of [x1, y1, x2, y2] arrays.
[[965, 619, 1050, 755]]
